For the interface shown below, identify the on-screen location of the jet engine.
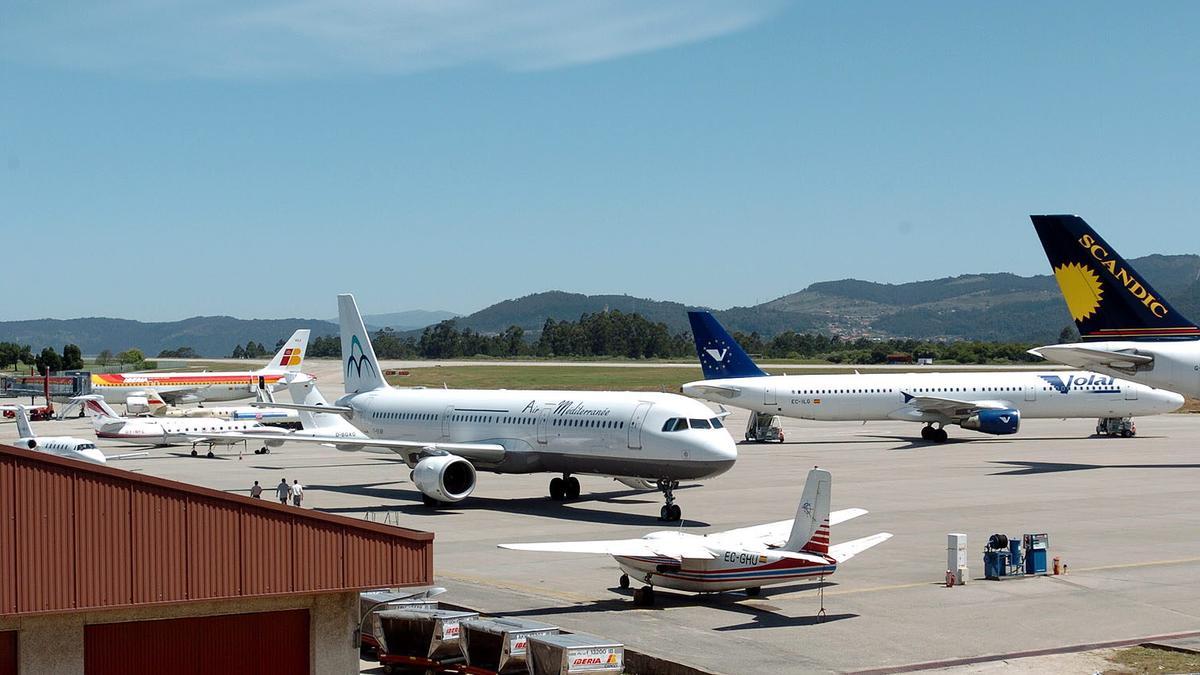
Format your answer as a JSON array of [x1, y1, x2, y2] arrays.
[[24, 439, 37, 450], [961, 409, 1021, 435], [412, 454, 476, 503]]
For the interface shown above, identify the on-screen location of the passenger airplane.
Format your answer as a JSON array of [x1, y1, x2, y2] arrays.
[[248, 294, 738, 521], [500, 467, 889, 606], [79, 396, 288, 457], [89, 329, 311, 404], [681, 312, 1183, 442], [1029, 214, 1200, 398], [3, 405, 108, 465]]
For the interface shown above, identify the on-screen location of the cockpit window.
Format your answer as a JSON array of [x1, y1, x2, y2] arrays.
[[78, 443, 96, 450], [710, 417, 724, 429], [672, 418, 689, 431], [661, 418, 676, 432], [689, 418, 712, 429]]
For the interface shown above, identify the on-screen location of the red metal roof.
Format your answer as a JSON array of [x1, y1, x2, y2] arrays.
[[0, 444, 433, 617]]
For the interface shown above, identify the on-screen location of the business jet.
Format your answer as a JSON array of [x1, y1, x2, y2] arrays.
[[500, 467, 889, 606], [249, 294, 737, 521], [89, 329, 311, 404], [1028, 214, 1200, 398], [682, 312, 1183, 442], [79, 396, 288, 457], [3, 405, 112, 465]]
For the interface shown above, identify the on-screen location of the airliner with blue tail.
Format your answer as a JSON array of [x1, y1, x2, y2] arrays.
[[681, 312, 1182, 442]]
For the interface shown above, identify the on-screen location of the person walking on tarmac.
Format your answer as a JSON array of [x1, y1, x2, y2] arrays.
[[291, 479, 304, 508], [276, 478, 290, 505], [250, 480, 263, 499]]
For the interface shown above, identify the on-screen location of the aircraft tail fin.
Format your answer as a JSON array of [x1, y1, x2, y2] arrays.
[[259, 329, 311, 373], [783, 467, 832, 554], [12, 406, 34, 439], [339, 294, 388, 394], [1030, 215, 1199, 341], [75, 395, 121, 421], [686, 311, 768, 379], [286, 377, 343, 430]]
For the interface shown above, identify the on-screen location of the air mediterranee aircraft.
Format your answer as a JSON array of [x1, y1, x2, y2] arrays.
[[682, 312, 1183, 443], [243, 295, 738, 522]]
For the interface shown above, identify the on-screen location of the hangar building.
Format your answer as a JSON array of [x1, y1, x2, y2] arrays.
[[0, 443, 433, 674]]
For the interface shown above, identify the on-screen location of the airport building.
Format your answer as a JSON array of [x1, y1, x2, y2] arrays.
[[0, 444, 433, 674]]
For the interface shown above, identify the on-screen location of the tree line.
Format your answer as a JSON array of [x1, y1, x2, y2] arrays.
[[304, 310, 1044, 364]]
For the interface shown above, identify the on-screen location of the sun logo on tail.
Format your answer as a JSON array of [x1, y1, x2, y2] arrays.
[[1053, 262, 1104, 321]]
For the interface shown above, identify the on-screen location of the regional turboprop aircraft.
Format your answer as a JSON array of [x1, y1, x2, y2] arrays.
[[1, 404, 140, 465], [241, 294, 738, 521], [682, 312, 1183, 442], [89, 329, 311, 404], [500, 467, 890, 606], [1028, 214, 1200, 398]]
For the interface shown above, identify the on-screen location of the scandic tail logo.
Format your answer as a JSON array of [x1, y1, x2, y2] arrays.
[[345, 335, 376, 378]]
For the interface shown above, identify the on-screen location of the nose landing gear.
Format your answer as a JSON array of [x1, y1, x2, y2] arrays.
[[657, 479, 681, 522]]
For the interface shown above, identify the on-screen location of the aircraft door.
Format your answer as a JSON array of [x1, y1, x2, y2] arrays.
[[627, 402, 653, 450], [764, 384, 777, 406], [1024, 385, 1036, 402], [1124, 385, 1138, 400], [441, 406, 454, 438], [537, 406, 550, 445]]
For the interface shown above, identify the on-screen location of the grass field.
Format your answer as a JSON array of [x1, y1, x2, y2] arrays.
[[387, 365, 706, 391]]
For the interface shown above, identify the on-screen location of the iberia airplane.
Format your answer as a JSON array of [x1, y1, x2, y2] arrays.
[[500, 467, 890, 606], [89, 329, 311, 404]]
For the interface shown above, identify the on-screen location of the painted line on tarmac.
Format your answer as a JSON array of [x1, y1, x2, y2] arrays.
[[1071, 556, 1200, 573], [438, 572, 595, 605], [848, 629, 1200, 674]]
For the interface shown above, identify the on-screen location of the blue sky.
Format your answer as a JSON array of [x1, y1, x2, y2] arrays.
[[2, 1, 1198, 321]]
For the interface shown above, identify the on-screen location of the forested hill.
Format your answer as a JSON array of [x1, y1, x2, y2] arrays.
[[3, 254, 1197, 355]]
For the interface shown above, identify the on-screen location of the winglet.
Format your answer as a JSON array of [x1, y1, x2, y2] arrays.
[[1030, 215, 1199, 341], [687, 311, 768, 379]]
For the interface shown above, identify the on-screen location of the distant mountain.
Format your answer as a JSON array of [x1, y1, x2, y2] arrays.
[[0, 316, 337, 358], [360, 310, 460, 331], [3, 254, 1197, 354]]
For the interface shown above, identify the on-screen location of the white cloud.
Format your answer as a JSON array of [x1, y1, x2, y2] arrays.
[[0, 0, 785, 78]]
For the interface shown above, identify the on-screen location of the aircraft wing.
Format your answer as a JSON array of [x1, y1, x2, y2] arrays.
[[708, 508, 868, 549], [901, 393, 1007, 417], [828, 533, 892, 563], [500, 538, 718, 561], [684, 383, 743, 398], [194, 429, 507, 463], [1029, 345, 1153, 369]]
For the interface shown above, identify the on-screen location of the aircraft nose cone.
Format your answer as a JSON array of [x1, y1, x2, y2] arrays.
[[701, 433, 738, 476], [82, 449, 108, 465], [1161, 390, 1186, 412]]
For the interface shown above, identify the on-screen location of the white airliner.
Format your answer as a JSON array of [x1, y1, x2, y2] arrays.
[[1029, 215, 1200, 398], [501, 467, 889, 606], [244, 294, 738, 521], [3, 404, 109, 465], [79, 396, 288, 457], [88, 329, 311, 404], [683, 312, 1183, 442]]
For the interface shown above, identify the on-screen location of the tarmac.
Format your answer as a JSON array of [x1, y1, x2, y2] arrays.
[[8, 366, 1200, 674]]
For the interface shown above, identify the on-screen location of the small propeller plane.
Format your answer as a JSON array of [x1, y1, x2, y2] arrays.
[[500, 467, 890, 606]]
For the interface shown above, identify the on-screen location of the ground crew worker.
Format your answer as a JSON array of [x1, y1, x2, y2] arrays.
[[276, 478, 290, 504], [291, 479, 304, 507], [250, 480, 262, 499]]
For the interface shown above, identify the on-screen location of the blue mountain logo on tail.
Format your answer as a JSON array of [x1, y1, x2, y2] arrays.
[[345, 335, 376, 378]]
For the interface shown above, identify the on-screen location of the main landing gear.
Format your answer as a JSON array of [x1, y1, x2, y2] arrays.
[[921, 424, 949, 443], [657, 479, 681, 522], [549, 474, 581, 501], [253, 446, 271, 455]]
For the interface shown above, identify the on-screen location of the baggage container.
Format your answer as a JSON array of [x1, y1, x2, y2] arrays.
[[378, 608, 478, 661], [527, 632, 624, 674], [461, 617, 559, 673], [359, 591, 440, 658]]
